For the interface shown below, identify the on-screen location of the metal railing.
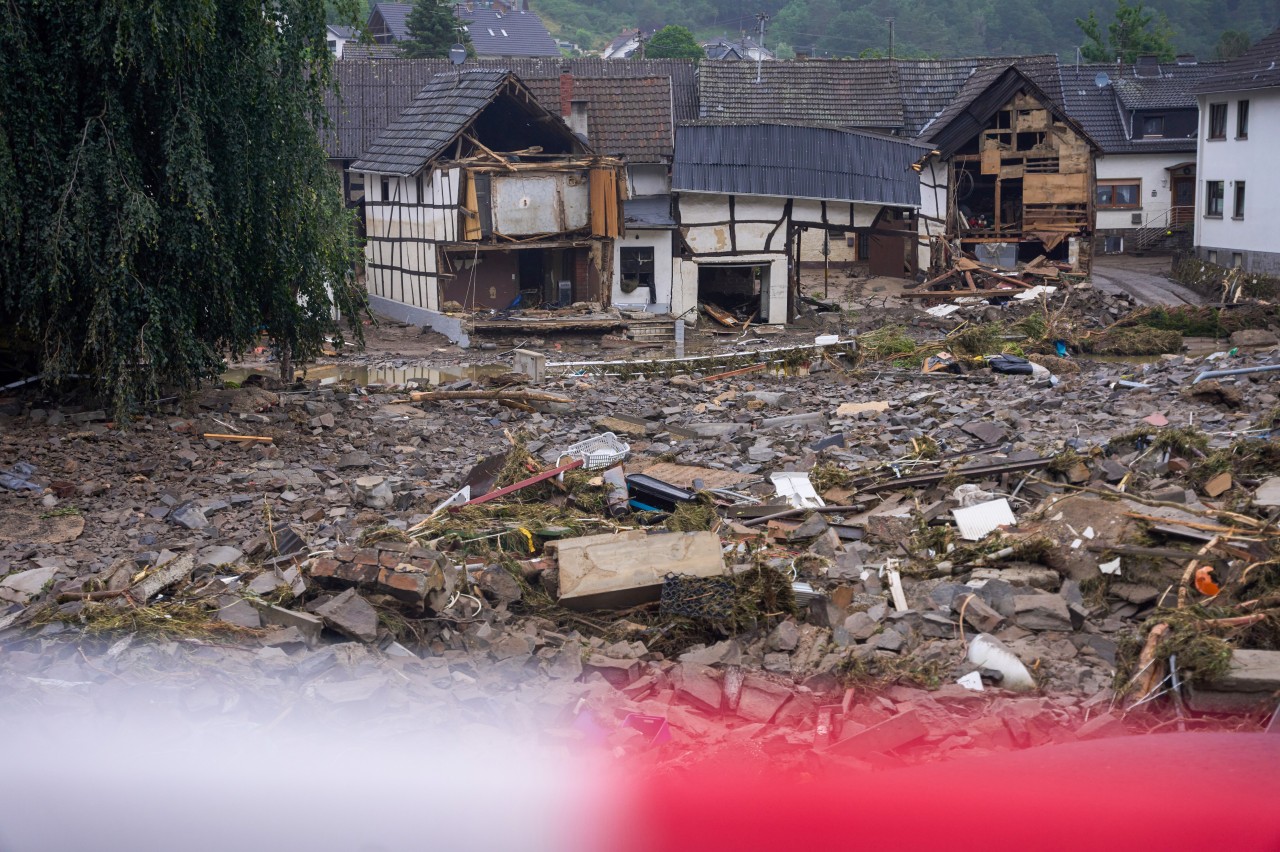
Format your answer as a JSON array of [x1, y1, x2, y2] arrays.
[[1129, 205, 1194, 252]]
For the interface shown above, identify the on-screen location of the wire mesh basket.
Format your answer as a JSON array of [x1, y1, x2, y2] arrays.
[[557, 432, 630, 470]]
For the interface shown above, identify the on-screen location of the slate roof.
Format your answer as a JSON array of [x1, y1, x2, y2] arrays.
[[922, 64, 1095, 158], [458, 7, 560, 57], [673, 123, 928, 206], [325, 58, 696, 160], [1109, 60, 1227, 110], [523, 76, 674, 161], [368, 3, 411, 41], [696, 55, 1063, 137], [350, 70, 521, 175], [1059, 61, 1228, 154], [1196, 27, 1280, 93], [920, 59, 1064, 140], [696, 59, 903, 130]]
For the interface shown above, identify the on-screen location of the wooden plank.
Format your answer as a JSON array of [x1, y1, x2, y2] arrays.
[[631, 462, 754, 490], [980, 141, 1001, 175], [551, 530, 725, 610], [1024, 172, 1089, 205]]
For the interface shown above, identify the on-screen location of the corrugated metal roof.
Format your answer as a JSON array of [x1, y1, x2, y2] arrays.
[[350, 69, 513, 175], [1196, 27, 1280, 93], [672, 123, 927, 206], [325, 58, 696, 160]]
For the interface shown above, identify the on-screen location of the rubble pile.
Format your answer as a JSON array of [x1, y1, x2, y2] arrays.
[[2, 313, 1280, 764]]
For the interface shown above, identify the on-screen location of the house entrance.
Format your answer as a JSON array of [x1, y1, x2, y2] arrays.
[[697, 263, 770, 323]]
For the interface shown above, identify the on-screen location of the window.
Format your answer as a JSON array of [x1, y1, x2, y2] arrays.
[[619, 247, 656, 303], [380, 177, 390, 201], [415, 174, 424, 202], [1141, 115, 1164, 138], [1236, 100, 1249, 138], [1097, 180, 1141, 208], [1234, 181, 1246, 218], [1208, 103, 1227, 139], [1205, 180, 1224, 217], [1207, 250, 1218, 264], [1232, 252, 1243, 268]]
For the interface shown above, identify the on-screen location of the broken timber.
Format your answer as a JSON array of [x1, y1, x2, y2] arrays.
[[547, 340, 857, 378]]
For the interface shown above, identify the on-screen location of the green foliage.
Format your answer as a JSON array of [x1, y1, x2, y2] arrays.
[[402, 0, 472, 59], [1213, 29, 1253, 59], [1077, 0, 1175, 62], [0, 0, 365, 418], [644, 25, 705, 59], [531, 0, 1269, 62]]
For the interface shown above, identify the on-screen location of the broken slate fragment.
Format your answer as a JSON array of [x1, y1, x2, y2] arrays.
[[314, 588, 379, 643], [169, 502, 209, 530], [1013, 594, 1073, 631]]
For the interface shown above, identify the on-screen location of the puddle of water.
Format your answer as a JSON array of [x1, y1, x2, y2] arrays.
[[222, 362, 509, 387]]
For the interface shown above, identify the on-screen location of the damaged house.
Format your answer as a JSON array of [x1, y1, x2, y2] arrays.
[[351, 69, 625, 341], [696, 56, 1098, 273], [917, 64, 1100, 271], [671, 123, 929, 322]]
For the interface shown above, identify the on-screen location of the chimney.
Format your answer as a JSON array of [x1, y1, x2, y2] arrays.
[[1176, 53, 1197, 65], [559, 65, 573, 117], [569, 98, 589, 141], [1134, 54, 1161, 77]]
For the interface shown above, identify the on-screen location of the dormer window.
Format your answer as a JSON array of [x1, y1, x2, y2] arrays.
[[1141, 115, 1164, 138]]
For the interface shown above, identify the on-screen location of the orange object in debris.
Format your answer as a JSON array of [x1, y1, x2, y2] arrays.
[[1195, 565, 1221, 596]]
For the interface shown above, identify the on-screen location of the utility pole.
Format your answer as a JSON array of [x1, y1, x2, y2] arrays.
[[637, 30, 646, 59], [886, 17, 895, 59], [755, 11, 770, 83]]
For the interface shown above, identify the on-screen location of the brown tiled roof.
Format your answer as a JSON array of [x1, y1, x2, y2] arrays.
[[325, 58, 695, 160], [1196, 27, 1280, 93], [524, 76, 674, 162], [695, 59, 903, 131]]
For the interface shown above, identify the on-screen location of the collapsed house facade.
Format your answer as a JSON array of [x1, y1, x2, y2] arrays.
[[916, 65, 1100, 272], [351, 70, 625, 338]]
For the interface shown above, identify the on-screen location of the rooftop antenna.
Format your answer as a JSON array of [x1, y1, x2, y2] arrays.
[[755, 11, 770, 83], [450, 42, 466, 86], [887, 17, 895, 59]]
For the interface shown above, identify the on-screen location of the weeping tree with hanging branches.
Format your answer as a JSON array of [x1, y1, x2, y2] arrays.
[[0, 0, 366, 416]]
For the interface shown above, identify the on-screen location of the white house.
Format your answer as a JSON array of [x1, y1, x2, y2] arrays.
[[671, 123, 928, 323], [1060, 56, 1224, 254], [1194, 28, 1280, 274], [326, 25, 355, 58]]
